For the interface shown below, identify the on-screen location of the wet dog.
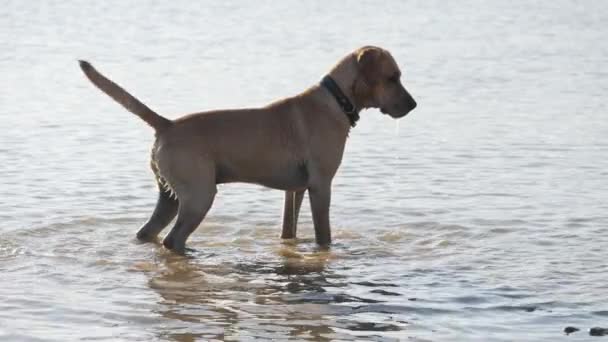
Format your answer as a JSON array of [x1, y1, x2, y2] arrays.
[[79, 46, 417, 254]]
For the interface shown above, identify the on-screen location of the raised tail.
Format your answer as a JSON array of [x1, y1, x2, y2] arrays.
[[78, 60, 172, 132]]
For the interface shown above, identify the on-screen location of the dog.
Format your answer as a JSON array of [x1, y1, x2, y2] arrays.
[[79, 46, 417, 254]]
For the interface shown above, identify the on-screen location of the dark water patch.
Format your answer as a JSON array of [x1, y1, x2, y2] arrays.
[[487, 227, 515, 235], [489, 285, 534, 299], [533, 239, 557, 246], [285, 292, 382, 305], [370, 289, 402, 296], [550, 233, 581, 240], [351, 304, 455, 315], [336, 320, 402, 332], [565, 222, 587, 229], [450, 295, 488, 304], [592, 311, 608, 317], [354, 281, 399, 288], [564, 326, 580, 335], [567, 217, 603, 224], [285, 281, 327, 294], [495, 292, 534, 299], [469, 305, 538, 313], [282, 275, 338, 293], [590, 327, 608, 336]]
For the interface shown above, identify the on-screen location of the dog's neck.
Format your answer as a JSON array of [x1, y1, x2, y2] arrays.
[[321, 76, 359, 127], [324, 54, 368, 127]]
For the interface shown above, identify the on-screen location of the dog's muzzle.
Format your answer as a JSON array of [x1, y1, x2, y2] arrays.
[[382, 98, 417, 118]]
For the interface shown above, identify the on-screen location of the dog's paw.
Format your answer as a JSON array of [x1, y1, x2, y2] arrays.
[[162, 236, 180, 251], [135, 231, 158, 243]]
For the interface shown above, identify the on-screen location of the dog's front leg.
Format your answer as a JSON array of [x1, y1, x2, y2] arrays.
[[281, 190, 305, 239], [309, 183, 332, 246]]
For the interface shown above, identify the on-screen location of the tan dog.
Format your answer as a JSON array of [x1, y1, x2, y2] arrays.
[[79, 46, 417, 254]]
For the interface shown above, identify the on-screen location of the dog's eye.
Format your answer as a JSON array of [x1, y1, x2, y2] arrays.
[[389, 75, 400, 83]]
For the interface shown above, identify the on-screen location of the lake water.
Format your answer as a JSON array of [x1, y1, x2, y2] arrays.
[[1, 1, 607, 341]]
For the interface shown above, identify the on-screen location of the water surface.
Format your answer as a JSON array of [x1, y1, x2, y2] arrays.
[[1, 1, 607, 341]]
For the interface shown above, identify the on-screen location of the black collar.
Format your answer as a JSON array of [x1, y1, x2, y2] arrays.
[[321, 75, 359, 127]]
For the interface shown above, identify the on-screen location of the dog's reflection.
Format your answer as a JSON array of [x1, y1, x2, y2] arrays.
[[145, 243, 338, 341]]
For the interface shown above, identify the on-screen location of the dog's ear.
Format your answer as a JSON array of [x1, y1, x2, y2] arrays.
[[353, 47, 383, 108], [356, 47, 383, 85]]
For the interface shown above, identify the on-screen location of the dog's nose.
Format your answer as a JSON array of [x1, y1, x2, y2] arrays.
[[405, 98, 417, 112]]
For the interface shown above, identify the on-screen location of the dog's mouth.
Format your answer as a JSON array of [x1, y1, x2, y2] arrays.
[[381, 107, 409, 118], [381, 100, 417, 118]]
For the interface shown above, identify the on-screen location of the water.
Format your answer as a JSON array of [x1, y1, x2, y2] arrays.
[[1, 1, 607, 341]]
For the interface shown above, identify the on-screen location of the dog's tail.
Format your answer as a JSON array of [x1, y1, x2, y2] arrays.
[[78, 60, 172, 132]]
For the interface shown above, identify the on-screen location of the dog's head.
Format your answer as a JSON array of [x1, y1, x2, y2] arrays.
[[352, 46, 417, 118]]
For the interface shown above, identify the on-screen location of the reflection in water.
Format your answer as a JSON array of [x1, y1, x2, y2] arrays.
[[145, 242, 405, 341], [147, 251, 237, 341]]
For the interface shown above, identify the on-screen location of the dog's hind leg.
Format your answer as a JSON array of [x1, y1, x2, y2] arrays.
[[162, 172, 217, 254], [281, 190, 305, 239], [136, 186, 179, 241]]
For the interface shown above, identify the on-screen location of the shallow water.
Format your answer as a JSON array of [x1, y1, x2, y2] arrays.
[[1, 1, 608, 341]]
